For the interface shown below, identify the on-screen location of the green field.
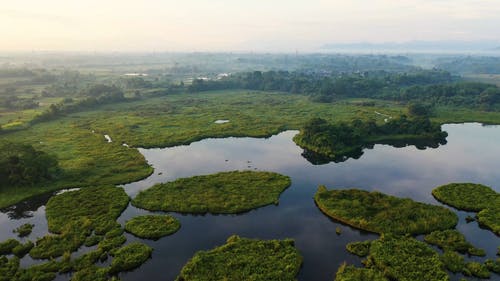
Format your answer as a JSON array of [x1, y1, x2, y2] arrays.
[[2, 90, 500, 208]]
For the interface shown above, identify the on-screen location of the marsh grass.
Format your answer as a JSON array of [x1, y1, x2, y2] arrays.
[[314, 186, 457, 235], [424, 230, 485, 256], [45, 186, 129, 234], [13, 224, 34, 238], [367, 234, 449, 281], [176, 235, 302, 281], [109, 242, 153, 274], [334, 264, 388, 281], [132, 171, 291, 214], [432, 183, 500, 235], [125, 215, 180, 240]]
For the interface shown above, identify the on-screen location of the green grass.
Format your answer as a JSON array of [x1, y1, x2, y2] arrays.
[[0, 117, 152, 209], [334, 264, 388, 281], [0, 239, 21, 255], [13, 224, 34, 238], [125, 215, 181, 240], [176, 235, 303, 281], [2, 90, 500, 209], [367, 234, 449, 281], [424, 230, 485, 256], [441, 250, 465, 273], [109, 242, 153, 274], [132, 171, 291, 214], [432, 183, 498, 211], [432, 183, 500, 235], [70, 91, 406, 148], [464, 262, 490, 279], [45, 186, 130, 234], [314, 186, 458, 235], [346, 241, 371, 257]]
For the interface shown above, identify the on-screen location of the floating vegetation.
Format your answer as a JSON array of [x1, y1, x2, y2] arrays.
[[440, 250, 465, 273], [0, 239, 20, 255], [109, 242, 153, 274], [125, 215, 181, 240], [45, 186, 130, 234], [432, 183, 500, 235], [366, 234, 449, 281], [432, 183, 498, 211], [132, 171, 291, 214], [314, 186, 457, 235], [346, 241, 371, 257], [334, 263, 388, 281], [13, 223, 34, 237], [176, 235, 302, 281], [463, 262, 490, 279], [424, 230, 485, 256]]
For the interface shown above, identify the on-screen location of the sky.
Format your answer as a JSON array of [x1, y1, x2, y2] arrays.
[[1, 0, 499, 52]]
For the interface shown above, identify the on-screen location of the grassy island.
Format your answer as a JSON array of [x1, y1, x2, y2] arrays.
[[13, 224, 34, 238], [336, 235, 449, 281], [176, 235, 302, 281], [125, 215, 181, 240], [314, 186, 457, 235], [424, 230, 485, 256], [45, 186, 130, 234], [109, 242, 153, 274], [432, 183, 500, 235], [367, 235, 449, 281], [132, 171, 291, 214], [294, 116, 447, 163], [334, 264, 388, 281]]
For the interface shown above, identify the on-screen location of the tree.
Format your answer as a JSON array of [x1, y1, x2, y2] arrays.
[[0, 142, 59, 186], [408, 102, 431, 117]]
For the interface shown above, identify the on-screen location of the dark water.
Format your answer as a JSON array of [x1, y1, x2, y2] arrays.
[[1, 123, 499, 281]]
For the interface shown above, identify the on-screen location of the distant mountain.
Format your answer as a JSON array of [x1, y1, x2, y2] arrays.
[[321, 41, 500, 53]]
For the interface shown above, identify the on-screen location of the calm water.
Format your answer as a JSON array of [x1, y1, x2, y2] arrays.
[[1, 123, 499, 281]]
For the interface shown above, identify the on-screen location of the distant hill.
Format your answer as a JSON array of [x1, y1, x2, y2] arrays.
[[322, 41, 500, 53]]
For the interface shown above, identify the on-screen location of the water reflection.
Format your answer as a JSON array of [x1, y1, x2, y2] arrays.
[[0, 123, 499, 281], [301, 136, 447, 165]]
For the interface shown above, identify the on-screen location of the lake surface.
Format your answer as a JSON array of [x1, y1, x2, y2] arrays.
[[1, 123, 499, 281]]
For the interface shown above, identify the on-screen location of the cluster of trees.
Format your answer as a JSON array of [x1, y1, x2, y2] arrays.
[[0, 141, 58, 186], [294, 115, 447, 162], [379, 82, 500, 109], [184, 69, 500, 109], [188, 69, 454, 96], [32, 84, 127, 123], [0, 96, 38, 110]]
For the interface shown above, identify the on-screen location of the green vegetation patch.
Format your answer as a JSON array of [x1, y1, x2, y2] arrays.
[[346, 241, 371, 257], [45, 186, 129, 234], [176, 235, 303, 281], [13, 223, 34, 237], [424, 230, 485, 256], [432, 183, 500, 235], [477, 204, 500, 235], [30, 219, 92, 259], [314, 186, 457, 235], [334, 264, 388, 281], [464, 262, 490, 279], [109, 242, 153, 274], [367, 235, 449, 281], [0, 239, 20, 255], [125, 215, 180, 240], [440, 250, 465, 273], [432, 183, 498, 211], [132, 171, 291, 214], [485, 258, 500, 274]]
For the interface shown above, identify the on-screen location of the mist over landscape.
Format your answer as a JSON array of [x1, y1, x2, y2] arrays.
[[0, 1, 499, 281]]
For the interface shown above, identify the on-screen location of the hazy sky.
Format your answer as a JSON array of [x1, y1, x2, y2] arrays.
[[1, 0, 499, 52]]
